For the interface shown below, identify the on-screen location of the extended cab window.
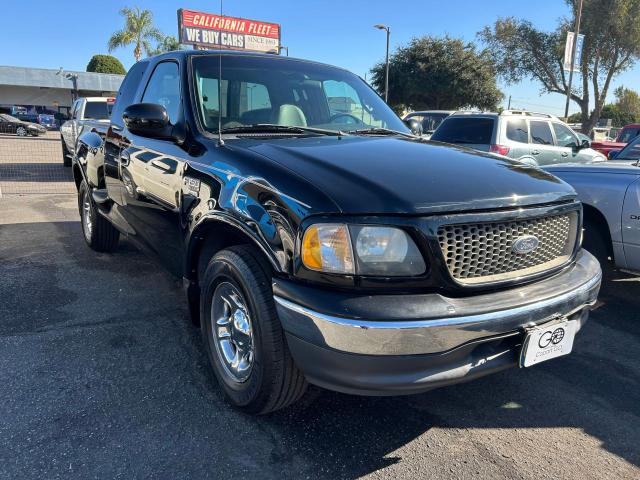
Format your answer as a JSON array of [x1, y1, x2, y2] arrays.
[[552, 122, 578, 147], [431, 117, 495, 144], [192, 55, 407, 134], [142, 61, 181, 124], [506, 119, 529, 143], [530, 120, 553, 145], [111, 61, 148, 126]]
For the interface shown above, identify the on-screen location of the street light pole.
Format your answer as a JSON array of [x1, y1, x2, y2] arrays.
[[278, 45, 289, 56], [374, 24, 390, 102], [563, 0, 584, 120]]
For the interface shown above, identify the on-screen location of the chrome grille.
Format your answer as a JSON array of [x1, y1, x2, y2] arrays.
[[437, 212, 578, 285]]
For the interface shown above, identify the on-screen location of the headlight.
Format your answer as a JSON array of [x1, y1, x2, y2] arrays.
[[301, 224, 426, 276], [301, 224, 355, 274]]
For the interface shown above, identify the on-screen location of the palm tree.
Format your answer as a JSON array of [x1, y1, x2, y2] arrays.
[[108, 7, 163, 62], [148, 35, 181, 56]]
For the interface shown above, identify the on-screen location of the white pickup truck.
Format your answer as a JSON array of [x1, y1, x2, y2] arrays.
[[60, 97, 114, 166]]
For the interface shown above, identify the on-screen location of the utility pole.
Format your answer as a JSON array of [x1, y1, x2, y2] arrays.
[[507, 95, 511, 110], [374, 24, 390, 102], [564, 0, 584, 120]]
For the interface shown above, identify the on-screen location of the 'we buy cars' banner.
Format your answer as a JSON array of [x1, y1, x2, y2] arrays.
[[178, 9, 280, 53]]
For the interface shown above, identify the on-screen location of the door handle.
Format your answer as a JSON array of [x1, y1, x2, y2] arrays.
[[531, 150, 540, 155], [150, 158, 173, 173], [561, 152, 569, 157]]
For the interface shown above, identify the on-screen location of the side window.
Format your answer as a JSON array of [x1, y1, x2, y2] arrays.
[[552, 122, 578, 147], [111, 61, 148, 126], [530, 120, 554, 145], [142, 61, 181, 124], [506, 119, 528, 143]]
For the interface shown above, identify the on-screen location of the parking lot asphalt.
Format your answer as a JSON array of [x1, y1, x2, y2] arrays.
[[0, 133, 639, 479]]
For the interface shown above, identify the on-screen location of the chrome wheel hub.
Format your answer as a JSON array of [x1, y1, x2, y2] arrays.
[[82, 191, 93, 241], [211, 282, 254, 382]]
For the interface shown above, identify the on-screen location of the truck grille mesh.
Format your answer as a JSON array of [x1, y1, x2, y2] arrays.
[[437, 212, 578, 285]]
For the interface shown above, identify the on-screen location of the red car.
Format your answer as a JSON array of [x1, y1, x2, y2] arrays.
[[591, 123, 640, 156]]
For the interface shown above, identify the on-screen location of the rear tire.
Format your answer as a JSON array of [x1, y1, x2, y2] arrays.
[[16, 126, 27, 137], [201, 245, 307, 414], [61, 137, 72, 167], [78, 180, 119, 252]]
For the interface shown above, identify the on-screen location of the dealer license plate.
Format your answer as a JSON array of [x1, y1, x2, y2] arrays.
[[520, 318, 577, 368]]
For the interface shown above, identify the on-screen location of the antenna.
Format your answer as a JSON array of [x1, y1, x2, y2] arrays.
[[217, 0, 224, 146]]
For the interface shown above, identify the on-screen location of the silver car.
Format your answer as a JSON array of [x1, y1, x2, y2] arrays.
[[431, 110, 606, 166], [545, 136, 640, 274]]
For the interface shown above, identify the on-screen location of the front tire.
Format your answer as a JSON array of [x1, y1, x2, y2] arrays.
[[583, 219, 613, 277], [78, 180, 119, 252], [201, 246, 307, 414]]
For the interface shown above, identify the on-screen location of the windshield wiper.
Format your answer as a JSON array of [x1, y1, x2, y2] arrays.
[[221, 124, 345, 136], [348, 127, 416, 139]]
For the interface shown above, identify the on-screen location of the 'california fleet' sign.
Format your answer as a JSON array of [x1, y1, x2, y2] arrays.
[[178, 9, 281, 53]]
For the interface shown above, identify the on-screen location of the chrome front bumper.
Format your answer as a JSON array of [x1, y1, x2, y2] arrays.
[[274, 250, 601, 356]]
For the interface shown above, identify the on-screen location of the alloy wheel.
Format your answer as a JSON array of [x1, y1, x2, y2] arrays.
[[211, 281, 254, 383]]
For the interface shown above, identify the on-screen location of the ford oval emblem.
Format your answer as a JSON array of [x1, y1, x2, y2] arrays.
[[512, 235, 540, 255]]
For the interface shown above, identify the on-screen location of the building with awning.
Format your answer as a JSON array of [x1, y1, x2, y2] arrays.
[[0, 65, 123, 119]]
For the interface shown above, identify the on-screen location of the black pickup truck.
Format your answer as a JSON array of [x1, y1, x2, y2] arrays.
[[72, 51, 601, 414]]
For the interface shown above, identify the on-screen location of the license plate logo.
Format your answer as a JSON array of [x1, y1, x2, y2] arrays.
[[520, 319, 576, 368]]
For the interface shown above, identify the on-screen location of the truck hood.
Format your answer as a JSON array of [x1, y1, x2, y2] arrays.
[[545, 161, 640, 176], [240, 136, 576, 214]]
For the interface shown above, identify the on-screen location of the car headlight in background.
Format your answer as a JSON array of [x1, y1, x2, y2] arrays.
[[301, 224, 426, 276]]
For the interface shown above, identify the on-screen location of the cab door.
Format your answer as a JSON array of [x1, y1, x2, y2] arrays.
[[528, 120, 558, 165], [551, 122, 582, 163], [117, 60, 186, 276], [622, 176, 640, 272]]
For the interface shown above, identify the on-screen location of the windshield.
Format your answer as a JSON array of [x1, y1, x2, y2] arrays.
[[192, 55, 408, 135], [431, 117, 495, 144], [616, 136, 640, 160], [84, 101, 111, 120]]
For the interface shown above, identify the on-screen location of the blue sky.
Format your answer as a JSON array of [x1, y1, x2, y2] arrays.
[[1, 0, 638, 116]]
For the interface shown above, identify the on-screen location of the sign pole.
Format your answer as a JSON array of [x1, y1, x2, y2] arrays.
[[563, 0, 584, 120]]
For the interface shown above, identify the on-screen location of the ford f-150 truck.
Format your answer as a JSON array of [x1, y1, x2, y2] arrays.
[[60, 97, 115, 166], [71, 51, 601, 414]]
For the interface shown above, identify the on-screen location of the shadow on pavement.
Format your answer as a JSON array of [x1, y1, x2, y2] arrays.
[[0, 221, 638, 478]]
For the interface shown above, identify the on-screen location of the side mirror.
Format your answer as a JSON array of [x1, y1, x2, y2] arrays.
[[404, 118, 423, 136], [579, 138, 590, 149], [122, 103, 173, 139], [608, 149, 620, 160]]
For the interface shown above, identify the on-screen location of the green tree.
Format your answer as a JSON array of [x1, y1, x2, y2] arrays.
[[613, 85, 640, 120], [86, 54, 126, 75], [108, 7, 163, 62], [479, 0, 640, 134], [370, 36, 503, 111], [148, 35, 181, 56]]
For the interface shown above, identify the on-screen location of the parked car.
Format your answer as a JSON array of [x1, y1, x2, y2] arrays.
[[60, 97, 115, 166], [72, 51, 601, 414], [37, 113, 57, 130], [403, 110, 453, 138], [545, 135, 640, 275], [431, 110, 607, 166], [0, 113, 46, 136], [590, 123, 640, 156]]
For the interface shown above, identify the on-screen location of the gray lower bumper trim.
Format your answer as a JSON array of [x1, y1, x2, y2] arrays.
[[274, 251, 601, 356]]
